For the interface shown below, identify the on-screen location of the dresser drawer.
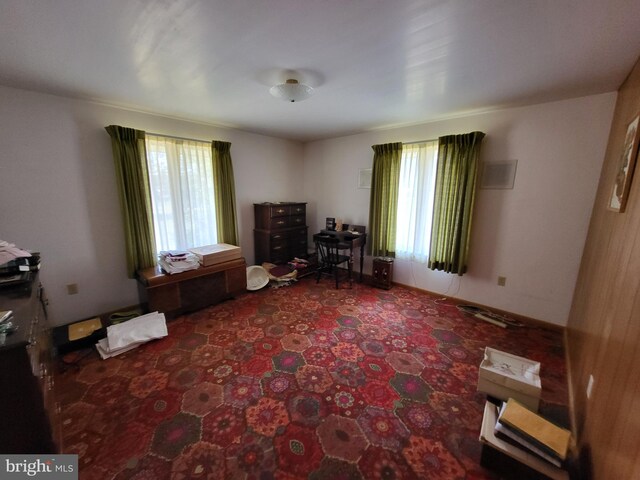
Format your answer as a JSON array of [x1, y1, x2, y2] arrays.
[[270, 205, 290, 217], [270, 217, 289, 229], [291, 204, 306, 216], [270, 239, 288, 254], [270, 251, 290, 264], [290, 215, 305, 227], [292, 227, 307, 236], [270, 232, 287, 242]]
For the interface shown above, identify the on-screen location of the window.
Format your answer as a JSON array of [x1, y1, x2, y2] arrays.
[[145, 134, 217, 252], [395, 141, 438, 263]]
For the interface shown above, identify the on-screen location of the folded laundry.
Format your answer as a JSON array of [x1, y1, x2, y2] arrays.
[[158, 250, 200, 274]]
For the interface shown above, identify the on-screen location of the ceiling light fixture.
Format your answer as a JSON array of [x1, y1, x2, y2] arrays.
[[270, 79, 313, 102]]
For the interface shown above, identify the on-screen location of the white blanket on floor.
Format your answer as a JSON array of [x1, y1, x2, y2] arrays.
[[106, 311, 168, 350], [97, 312, 168, 359]]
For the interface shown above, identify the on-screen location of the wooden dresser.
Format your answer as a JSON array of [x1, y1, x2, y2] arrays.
[[0, 274, 58, 453], [254, 202, 308, 264]]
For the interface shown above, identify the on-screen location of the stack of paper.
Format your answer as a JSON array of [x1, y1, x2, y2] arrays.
[[496, 398, 571, 466], [96, 311, 167, 359], [158, 250, 200, 274]]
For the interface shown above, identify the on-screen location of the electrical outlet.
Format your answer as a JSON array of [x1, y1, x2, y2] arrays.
[[66, 283, 79, 295], [497, 276, 507, 286], [586, 374, 594, 399]]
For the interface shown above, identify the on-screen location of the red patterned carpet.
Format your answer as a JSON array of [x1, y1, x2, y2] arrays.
[[56, 277, 569, 479]]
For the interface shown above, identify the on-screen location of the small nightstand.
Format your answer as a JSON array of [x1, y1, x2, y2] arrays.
[[372, 257, 394, 289]]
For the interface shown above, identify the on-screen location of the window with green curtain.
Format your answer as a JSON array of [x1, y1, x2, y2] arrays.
[[105, 125, 157, 278], [428, 131, 485, 275], [395, 141, 438, 263], [368, 142, 403, 257], [211, 141, 239, 246], [146, 135, 218, 251]]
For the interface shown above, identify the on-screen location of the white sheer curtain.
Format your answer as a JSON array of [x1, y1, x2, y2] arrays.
[[145, 134, 217, 252], [395, 141, 438, 263]]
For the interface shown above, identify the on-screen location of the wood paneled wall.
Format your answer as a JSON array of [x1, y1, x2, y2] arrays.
[[567, 56, 640, 479]]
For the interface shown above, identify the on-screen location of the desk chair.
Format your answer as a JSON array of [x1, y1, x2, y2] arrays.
[[313, 234, 353, 289]]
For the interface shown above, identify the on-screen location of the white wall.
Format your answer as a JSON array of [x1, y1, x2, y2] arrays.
[[0, 85, 304, 326], [0, 85, 616, 327], [303, 94, 616, 326]]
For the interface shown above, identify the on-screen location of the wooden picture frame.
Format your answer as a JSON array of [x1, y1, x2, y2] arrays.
[[609, 113, 640, 212]]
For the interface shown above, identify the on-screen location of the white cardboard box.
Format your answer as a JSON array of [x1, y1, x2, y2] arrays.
[[189, 243, 242, 267], [478, 347, 542, 411]]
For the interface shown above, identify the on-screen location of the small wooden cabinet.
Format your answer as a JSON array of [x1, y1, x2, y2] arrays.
[[372, 257, 394, 289], [137, 258, 247, 317], [254, 202, 308, 264]]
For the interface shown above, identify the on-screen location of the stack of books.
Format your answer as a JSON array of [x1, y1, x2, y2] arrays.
[[479, 400, 570, 480], [496, 398, 571, 467]]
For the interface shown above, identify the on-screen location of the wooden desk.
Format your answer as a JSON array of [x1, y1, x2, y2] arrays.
[[137, 258, 247, 316], [319, 230, 367, 282]]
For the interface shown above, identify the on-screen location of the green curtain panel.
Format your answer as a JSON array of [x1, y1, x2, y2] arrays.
[[105, 125, 157, 278], [211, 140, 239, 246], [368, 142, 403, 257], [428, 131, 485, 275]]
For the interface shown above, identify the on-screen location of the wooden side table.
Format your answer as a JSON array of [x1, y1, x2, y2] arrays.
[[372, 257, 394, 289]]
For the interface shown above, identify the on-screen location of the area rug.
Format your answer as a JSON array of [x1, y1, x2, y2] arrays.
[[56, 277, 568, 479]]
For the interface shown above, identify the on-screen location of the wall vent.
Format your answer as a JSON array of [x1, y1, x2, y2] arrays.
[[481, 160, 518, 189]]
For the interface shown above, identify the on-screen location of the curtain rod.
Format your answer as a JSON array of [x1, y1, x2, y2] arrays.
[[147, 132, 212, 144], [148, 132, 432, 145], [404, 139, 437, 145]]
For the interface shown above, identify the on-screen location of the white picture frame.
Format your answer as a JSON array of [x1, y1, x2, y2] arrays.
[[358, 168, 372, 189]]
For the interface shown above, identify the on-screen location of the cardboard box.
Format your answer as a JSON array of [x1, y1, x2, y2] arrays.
[[189, 243, 242, 267], [478, 347, 541, 411]]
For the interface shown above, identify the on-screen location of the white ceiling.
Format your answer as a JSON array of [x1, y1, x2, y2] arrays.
[[1, 0, 640, 142]]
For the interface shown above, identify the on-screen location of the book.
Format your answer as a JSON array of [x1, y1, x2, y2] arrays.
[[479, 401, 569, 480], [498, 398, 571, 461], [495, 403, 562, 467], [68, 317, 103, 341]]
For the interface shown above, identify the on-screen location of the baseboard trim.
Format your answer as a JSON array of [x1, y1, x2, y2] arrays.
[[391, 280, 566, 332]]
